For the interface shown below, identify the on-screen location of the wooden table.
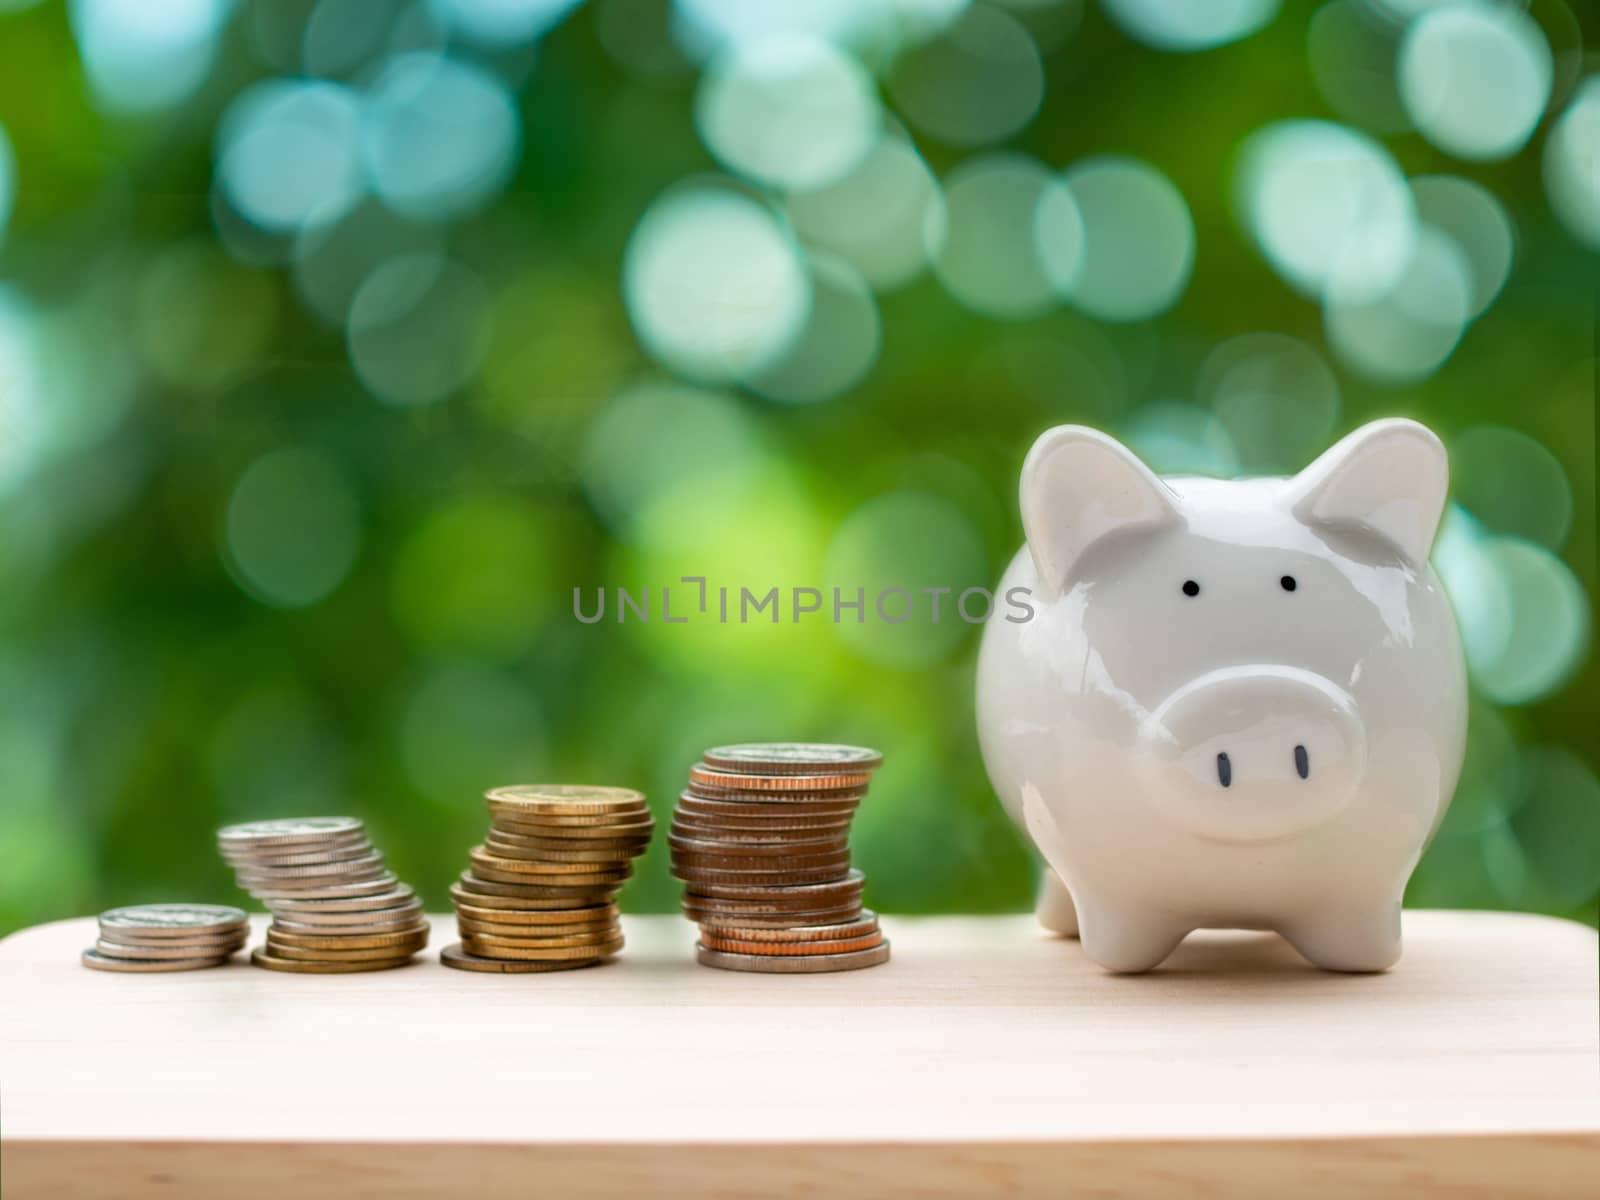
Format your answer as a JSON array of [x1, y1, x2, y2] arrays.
[[2, 911, 1596, 1198]]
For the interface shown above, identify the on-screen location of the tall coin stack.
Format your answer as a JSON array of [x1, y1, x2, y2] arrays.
[[217, 817, 429, 973], [442, 785, 653, 974], [671, 743, 891, 973]]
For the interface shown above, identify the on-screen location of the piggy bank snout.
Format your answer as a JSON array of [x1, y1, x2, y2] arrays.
[[1140, 667, 1367, 844]]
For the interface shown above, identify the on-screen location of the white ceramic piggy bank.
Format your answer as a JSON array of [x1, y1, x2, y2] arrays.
[[977, 418, 1467, 973]]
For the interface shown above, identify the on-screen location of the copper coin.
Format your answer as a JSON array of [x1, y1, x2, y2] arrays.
[[701, 744, 883, 775], [683, 894, 866, 918], [670, 819, 853, 843], [217, 817, 364, 848], [452, 901, 618, 926], [440, 943, 607, 974], [670, 851, 853, 876], [250, 948, 415, 974], [700, 932, 885, 957], [688, 765, 873, 793], [686, 869, 864, 902], [459, 935, 624, 961], [698, 912, 880, 943], [696, 941, 890, 973], [668, 833, 848, 857], [82, 948, 231, 972], [485, 784, 647, 816]]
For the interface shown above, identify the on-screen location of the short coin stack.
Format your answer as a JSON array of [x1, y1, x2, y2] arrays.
[[442, 785, 653, 974], [671, 743, 891, 973], [81, 904, 249, 972], [217, 817, 429, 973]]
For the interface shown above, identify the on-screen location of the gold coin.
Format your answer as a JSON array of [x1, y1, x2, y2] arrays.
[[485, 784, 647, 816], [250, 948, 416, 974], [482, 837, 645, 865], [450, 881, 613, 910], [696, 912, 880, 943], [469, 865, 630, 889], [688, 765, 872, 793], [486, 826, 652, 852], [82, 948, 231, 972], [458, 926, 620, 951], [696, 940, 891, 973], [264, 941, 424, 964], [451, 901, 617, 926], [455, 873, 620, 902], [469, 846, 632, 876], [489, 810, 655, 832], [440, 943, 607, 974], [698, 931, 885, 957], [459, 935, 624, 961], [264, 924, 429, 950], [455, 916, 616, 940]]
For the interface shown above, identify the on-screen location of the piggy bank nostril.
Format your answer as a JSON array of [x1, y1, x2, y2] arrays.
[[1295, 744, 1310, 779], [1216, 752, 1232, 788]]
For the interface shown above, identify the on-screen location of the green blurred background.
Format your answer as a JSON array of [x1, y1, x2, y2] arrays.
[[0, 0, 1595, 937]]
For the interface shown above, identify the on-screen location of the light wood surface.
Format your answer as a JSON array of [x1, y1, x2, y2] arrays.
[[2, 911, 1597, 1198]]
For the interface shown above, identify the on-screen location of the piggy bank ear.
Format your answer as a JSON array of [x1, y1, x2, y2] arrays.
[[1021, 426, 1181, 595], [1284, 418, 1448, 566]]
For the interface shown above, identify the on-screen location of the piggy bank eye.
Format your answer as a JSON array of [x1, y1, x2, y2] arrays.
[[1280, 575, 1297, 592], [1181, 579, 1200, 597]]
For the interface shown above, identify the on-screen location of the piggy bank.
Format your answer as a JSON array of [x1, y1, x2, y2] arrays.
[[976, 419, 1467, 973]]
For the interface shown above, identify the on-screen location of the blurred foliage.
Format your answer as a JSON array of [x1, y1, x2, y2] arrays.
[[0, 0, 1595, 937]]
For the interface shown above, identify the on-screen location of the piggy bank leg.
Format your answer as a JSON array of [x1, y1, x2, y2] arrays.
[[1035, 869, 1079, 937], [1076, 901, 1190, 974], [1280, 902, 1402, 973]]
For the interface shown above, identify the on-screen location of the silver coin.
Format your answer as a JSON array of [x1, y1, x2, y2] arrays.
[[695, 940, 890, 973], [221, 836, 373, 868], [97, 904, 249, 938], [230, 852, 387, 881], [81, 947, 233, 972], [700, 743, 883, 775], [93, 938, 243, 961], [267, 907, 426, 935], [239, 872, 400, 900], [217, 817, 364, 847]]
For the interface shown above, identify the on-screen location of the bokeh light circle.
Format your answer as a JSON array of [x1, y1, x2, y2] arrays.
[[749, 254, 881, 404], [1122, 402, 1240, 477], [292, 203, 444, 327], [224, 446, 362, 609], [623, 184, 811, 383], [1398, 3, 1552, 161], [822, 490, 989, 668], [1324, 226, 1470, 384], [1543, 77, 1600, 251], [1056, 156, 1194, 322], [1307, 0, 1410, 134], [1235, 120, 1415, 302], [787, 134, 944, 292], [1511, 748, 1600, 906], [347, 255, 490, 406], [361, 53, 520, 221], [217, 80, 365, 235], [931, 153, 1070, 320], [1198, 333, 1341, 473], [887, 4, 1044, 147], [1452, 425, 1573, 551], [1101, 0, 1279, 53], [68, 0, 228, 114], [424, 0, 583, 47], [1409, 175, 1513, 319], [695, 35, 880, 192]]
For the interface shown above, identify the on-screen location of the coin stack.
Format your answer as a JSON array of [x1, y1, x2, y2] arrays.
[[441, 785, 654, 974], [671, 743, 891, 973], [81, 904, 249, 973], [217, 817, 429, 973]]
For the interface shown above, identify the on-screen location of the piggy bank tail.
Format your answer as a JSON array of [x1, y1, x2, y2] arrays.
[[1036, 869, 1079, 937]]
